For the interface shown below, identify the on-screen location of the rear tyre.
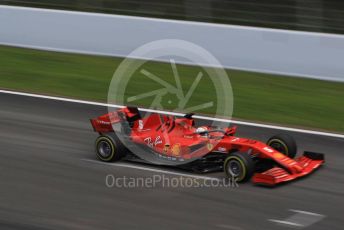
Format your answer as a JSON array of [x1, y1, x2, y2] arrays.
[[95, 134, 125, 162], [224, 152, 255, 182], [267, 134, 297, 158]]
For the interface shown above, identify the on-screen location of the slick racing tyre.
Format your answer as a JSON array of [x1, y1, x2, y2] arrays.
[[95, 134, 125, 162], [267, 134, 297, 158], [224, 152, 255, 182]]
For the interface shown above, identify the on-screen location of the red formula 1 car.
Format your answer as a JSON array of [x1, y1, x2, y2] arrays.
[[90, 106, 324, 186]]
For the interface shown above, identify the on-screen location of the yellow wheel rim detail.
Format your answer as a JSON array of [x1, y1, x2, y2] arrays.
[[224, 156, 246, 182], [96, 136, 116, 161], [267, 139, 289, 156]]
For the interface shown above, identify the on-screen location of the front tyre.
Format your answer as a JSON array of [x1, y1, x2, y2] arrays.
[[267, 134, 297, 158], [95, 135, 124, 162], [224, 152, 255, 182]]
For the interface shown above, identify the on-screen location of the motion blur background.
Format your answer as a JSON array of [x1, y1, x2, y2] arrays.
[[1, 0, 344, 132], [1, 0, 344, 33]]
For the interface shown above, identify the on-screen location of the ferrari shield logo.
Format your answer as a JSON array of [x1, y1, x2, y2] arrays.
[[207, 143, 214, 151]]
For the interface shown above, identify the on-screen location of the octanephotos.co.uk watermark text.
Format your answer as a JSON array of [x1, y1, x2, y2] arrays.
[[105, 174, 239, 189]]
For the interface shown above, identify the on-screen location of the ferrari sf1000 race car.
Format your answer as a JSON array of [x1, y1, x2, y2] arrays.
[[90, 107, 325, 186]]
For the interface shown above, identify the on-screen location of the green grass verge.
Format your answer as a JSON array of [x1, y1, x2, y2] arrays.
[[1, 45, 343, 133]]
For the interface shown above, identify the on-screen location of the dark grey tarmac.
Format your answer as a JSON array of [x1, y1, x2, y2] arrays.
[[0, 93, 343, 230]]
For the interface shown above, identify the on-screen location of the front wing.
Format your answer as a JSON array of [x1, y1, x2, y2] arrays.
[[252, 152, 325, 186]]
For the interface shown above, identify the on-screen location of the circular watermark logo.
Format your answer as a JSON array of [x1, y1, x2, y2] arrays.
[[108, 39, 233, 165]]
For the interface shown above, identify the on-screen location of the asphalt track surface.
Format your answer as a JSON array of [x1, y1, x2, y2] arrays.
[[0, 92, 343, 230]]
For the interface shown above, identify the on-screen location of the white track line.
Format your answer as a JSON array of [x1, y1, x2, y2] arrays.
[[289, 209, 324, 217], [1, 89, 343, 139], [269, 209, 325, 228], [268, 219, 303, 227], [82, 159, 220, 181]]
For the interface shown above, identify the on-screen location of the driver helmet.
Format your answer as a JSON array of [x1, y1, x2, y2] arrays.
[[196, 126, 208, 137]]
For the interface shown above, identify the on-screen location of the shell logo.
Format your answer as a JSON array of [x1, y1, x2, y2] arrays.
[[171, 144, 181, 156]]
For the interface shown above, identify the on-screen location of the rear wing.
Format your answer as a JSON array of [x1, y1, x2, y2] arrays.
[[90, 106, 141, 133]]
